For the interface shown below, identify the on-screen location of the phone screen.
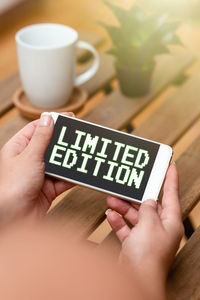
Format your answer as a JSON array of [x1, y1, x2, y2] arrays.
[[44, 115, 160, 202]]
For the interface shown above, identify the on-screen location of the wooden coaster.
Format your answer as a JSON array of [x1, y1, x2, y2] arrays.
[[13, 87, 88, 120]]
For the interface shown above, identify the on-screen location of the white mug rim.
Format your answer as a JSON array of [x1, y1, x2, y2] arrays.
[[15, 23, 79, 50]]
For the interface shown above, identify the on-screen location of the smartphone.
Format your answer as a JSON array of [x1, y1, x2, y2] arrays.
[[44, 112, 172, 204]]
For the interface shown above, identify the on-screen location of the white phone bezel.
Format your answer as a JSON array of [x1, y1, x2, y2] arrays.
[[45, 112, 172, 204]]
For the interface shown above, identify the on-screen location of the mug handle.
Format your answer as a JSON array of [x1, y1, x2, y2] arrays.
[[75, 41, 100, 86]]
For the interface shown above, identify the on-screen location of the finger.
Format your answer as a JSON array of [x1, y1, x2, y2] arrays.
[[2, 112, 75, 158], [41, 179, 75, 211], [161, 163, 181, 219], [54, 180, 74, 196], [26, 111, 76, 160], [2, 120, 39, 156], [139, 199, 160, 227], [161, 163, 182, 230], [24, 113, 54, 160], [107, 196, 139, 226], [106, 210, 131, 243], [131, 202, 140, 210]]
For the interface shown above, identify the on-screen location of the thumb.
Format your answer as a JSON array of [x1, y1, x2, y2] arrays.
[[25, 112, 54, 160], [139, 200, 160, 227]]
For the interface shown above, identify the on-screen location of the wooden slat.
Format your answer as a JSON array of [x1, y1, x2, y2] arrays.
[[176, 136, 200, 220], [82, 48, 194, 129], [0, 0, 41, 32], [48, 186, 108, 238], [0, 0, 32, 18], [133, 71, 200, 144], [167, 226, 200, 300], [0, 31, 106, 117], [49, 189, 106, 236], [80, 52, 115, 95], [0, 72, 21, 116], [130, 71, 200, 220]]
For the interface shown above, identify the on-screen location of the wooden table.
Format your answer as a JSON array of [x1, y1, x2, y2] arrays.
[[0, 31, 200, 300]]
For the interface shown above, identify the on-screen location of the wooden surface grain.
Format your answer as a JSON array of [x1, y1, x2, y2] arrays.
[[48, 187, 107, 237], [0, 72, 21, 116], [0, 0, 34, 24], [167, 226, 200, 300], [177, 136, 200, 219], [133, 71, 200, 144]]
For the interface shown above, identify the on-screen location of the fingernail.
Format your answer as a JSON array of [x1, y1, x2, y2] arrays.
[[172, 161, 176, 165], [105, 208, 112, 216], [68, 112, 75, 117], [40, 112, 51, 127], [143, 199, 157, 208]]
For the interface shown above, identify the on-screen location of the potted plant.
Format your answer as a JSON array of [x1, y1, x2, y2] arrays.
[[101, 1, 183, 97]]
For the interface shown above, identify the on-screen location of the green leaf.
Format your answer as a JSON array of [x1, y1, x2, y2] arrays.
[[108, 46, 139, 67], [139, 43, 170, 65], [129, 5, 146, 20], [173, 73, 188, 86], [159, 21, 181, 33], [139, 19, 182, 55], [100, 3, 183, 70], [103, 0, 128, 25], [99, 23, 123, 45], [169, 34, 183, 46], [156, 13, 169, 28]]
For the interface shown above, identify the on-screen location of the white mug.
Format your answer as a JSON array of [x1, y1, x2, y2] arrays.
[[15, 23, 100, 109]]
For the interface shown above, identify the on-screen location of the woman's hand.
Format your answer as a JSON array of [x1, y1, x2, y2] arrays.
[[0, 112, 74, 225], [106, 163, 184, 299]]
